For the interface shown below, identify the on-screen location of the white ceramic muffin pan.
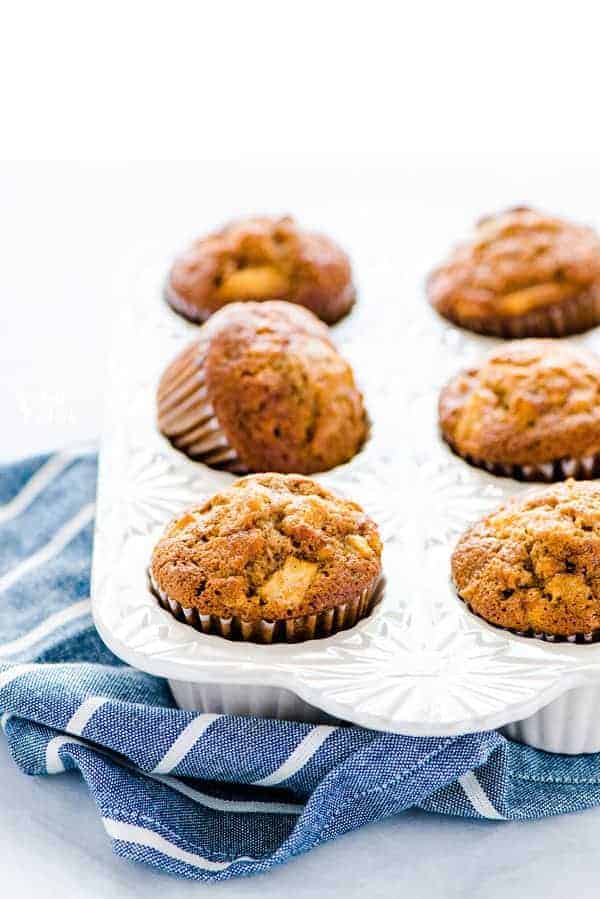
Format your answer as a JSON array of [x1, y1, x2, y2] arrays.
[[92, 251, 600, 753]]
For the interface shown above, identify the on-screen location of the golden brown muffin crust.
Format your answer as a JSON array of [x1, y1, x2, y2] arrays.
[[167, 215, 355, 324], [439, 340, 600, 466], [452, 481, 600, 636], [428, 207, 600, 324], [150, 473, 382, 621], [198, 301, 368, 474]]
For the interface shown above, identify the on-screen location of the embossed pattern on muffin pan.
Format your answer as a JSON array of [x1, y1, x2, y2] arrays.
[[91, 250, 600, 743]]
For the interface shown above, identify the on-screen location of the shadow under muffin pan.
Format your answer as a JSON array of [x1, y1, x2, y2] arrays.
[[91, 250, 600, 753]]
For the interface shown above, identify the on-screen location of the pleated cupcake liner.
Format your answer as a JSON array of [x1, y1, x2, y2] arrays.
[[150, 571, 384, 644], [443, 436, 600, 483], [441, 288, 600, 338], [157, 341, 248, 474], [456, 590, 600, 644]]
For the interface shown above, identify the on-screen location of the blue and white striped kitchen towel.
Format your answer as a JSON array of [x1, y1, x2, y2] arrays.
[[3, 451, 600, 881]]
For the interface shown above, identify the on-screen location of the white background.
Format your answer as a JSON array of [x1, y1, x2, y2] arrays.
[[2, 3, 600, 896]]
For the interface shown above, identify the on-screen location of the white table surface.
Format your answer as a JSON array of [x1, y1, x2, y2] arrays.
[[2, 158, 600, 897]]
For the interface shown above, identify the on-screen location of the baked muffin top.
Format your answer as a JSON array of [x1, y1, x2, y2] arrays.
[[196, 301, 367, 474], [452, 480, 600, 636], [439, 340, 600, 465], [428, 207, 600, 321], [166, 215, 355, 324], [150, 473, 382, 621]]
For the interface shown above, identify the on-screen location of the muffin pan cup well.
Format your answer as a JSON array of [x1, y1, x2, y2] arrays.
[[92, 252, 600, 751]]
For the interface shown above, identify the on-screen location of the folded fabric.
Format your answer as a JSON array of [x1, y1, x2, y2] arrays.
[[2, 451, 600, 882]]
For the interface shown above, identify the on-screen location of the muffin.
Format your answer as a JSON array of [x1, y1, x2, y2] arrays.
[[452, 480, 600, 640], [150, 473, 383, 643], [439, 340, 600, 481], [157, 301, 368, 474], [165, 215, 356, 325], [428, 207, 600, 337]]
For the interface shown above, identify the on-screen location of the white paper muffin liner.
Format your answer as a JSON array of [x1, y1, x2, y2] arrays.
[[149, 571, 383, 644]]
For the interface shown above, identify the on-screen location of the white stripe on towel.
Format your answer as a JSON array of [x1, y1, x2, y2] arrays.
[[458, 771, 505, 820], [0, 663, 38, 690], [152, 713, 222, 774], [45, 735, 84, 774], [66, 695, 109, 736], [0, 503, 95, 593], [41, 728, 302, 815], [102, 818, 255, 872], [152, 773, 302, 816], [252, 725, 335, 787], [0, 453, 75, 525], [0, 598, 91, 656]]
